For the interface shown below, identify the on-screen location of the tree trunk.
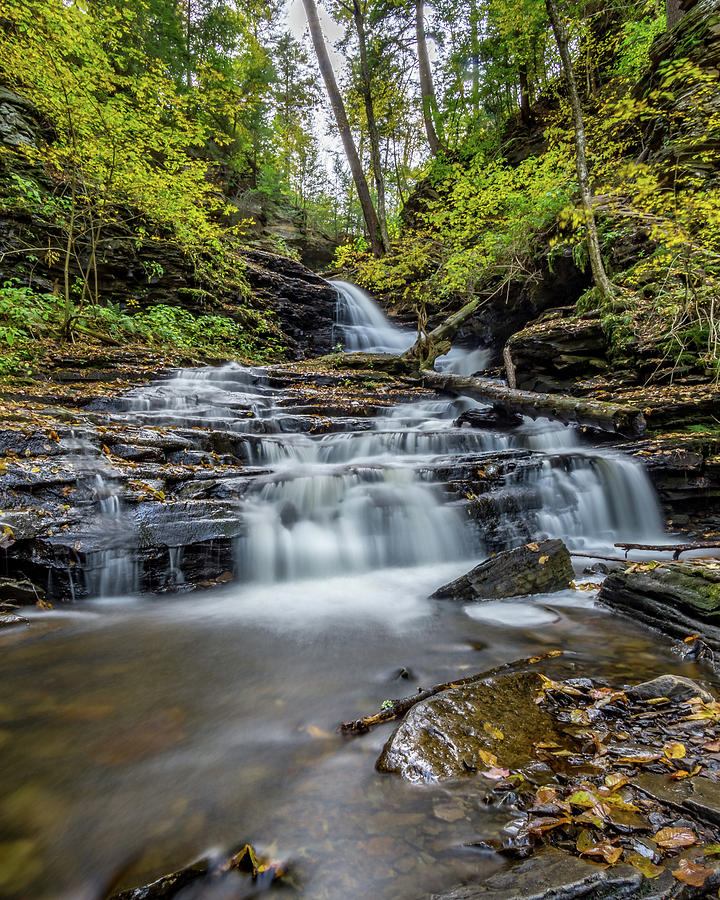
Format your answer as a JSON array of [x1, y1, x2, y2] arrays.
[[415, 0, 443, 156], [519, 63, 533, 125], [420, 370, 646, 436], [301, 0, 384, 256], [470, 0, 480, 117], [352, 0, 391, 253], [545, 0, 614, 301], [403, 296, 483, 364]]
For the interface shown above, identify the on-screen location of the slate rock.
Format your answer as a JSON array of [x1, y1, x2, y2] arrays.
[[431, 540, 573, 602]]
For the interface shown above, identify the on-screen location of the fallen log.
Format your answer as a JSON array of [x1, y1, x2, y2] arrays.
[[402, 297, 485, 366], [338, 649, 563, 735], [615, 541, 720, 560], [420, 369, 647, 436]]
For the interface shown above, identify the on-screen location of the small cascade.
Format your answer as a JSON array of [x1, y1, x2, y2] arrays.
[[332, 280, 491, 375], [514, 452, 664, 548], [235, 465, 469, 582], [84, 473, 139, 598], [333, 280, 415, 353]]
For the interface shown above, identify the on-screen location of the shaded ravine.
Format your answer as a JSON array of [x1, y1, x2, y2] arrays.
[[0, 284, 696, 900]]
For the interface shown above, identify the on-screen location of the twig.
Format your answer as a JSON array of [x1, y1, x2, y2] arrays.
[[338, 650, 564, 735], [615, 541, 720, 560]]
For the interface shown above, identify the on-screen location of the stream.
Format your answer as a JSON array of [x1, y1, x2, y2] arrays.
[[0, 283, 706, 899]]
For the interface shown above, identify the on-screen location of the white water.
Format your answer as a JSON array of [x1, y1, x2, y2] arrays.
[[333, 280, 491, 375], [86, 282, 667, 594]]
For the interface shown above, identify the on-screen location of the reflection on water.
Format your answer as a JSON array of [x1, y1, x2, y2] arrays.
[[0, 569, 713, 899]]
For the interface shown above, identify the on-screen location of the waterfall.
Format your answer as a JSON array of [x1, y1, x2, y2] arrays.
[[84, 474, 139, 598], [332, 280, 415, 354], [82, 283, 666, 595], [332, 279, 490, 375]]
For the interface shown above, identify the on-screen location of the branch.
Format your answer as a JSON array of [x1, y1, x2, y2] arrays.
[[338, 650, 564, 734]]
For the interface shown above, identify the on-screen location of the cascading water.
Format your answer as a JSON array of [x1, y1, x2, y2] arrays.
[[332, 280, 492, 375], [84, 473, 139, 598]]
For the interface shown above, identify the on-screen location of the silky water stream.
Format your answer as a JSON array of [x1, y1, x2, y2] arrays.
[[0, 286, 708, 899]]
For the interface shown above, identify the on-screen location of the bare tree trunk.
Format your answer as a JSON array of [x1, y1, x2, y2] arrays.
[[545, 0, 614, 300], [470, 0, 480, 117], [352, 0, 391, 253], [302, 0, 384, 256], [416, 0, 443, 156]]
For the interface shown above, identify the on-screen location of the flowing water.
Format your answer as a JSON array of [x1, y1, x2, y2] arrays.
[[0, 286, 704, 900]]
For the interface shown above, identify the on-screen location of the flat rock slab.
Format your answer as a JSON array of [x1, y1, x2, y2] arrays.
[[598, 564, 720, 656], [430, 845, 720, 899], [635, 772, 720, 826], [376, 671, 567, 782], [431, 848, 642, 899], [431, 540, 573, 602]]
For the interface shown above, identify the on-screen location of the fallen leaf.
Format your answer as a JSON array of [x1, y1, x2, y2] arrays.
[[627, 854, 664, 878], [654, 827, 697, 849], [663, 741, 686, 759], [672, 858, 713, 887]]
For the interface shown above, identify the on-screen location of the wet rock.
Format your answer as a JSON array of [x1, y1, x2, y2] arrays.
[[454, 406, 524, 430], [505, 309, 609, 394], [431, 847, 642, 899], [0, 611, 29, 628], [634, 773, 720, 828], [0, 577, 42, 605], [629, 674, 715, 705], [431, 540, 573, 602], [598, 563, 720, 659], [376, 671, 567, 782]]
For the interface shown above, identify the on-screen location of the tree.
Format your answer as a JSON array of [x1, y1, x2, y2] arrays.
[[350, 0, 391, 251], [301, 0, 385, 256], [415, 0, 443, 156], [545, 0, 615, 300]]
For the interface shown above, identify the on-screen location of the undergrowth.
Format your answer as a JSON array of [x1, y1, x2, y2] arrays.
[[0, 282, 281, 376]]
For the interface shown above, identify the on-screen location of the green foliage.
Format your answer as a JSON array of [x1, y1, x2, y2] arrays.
[[0, 281, 280, 376]]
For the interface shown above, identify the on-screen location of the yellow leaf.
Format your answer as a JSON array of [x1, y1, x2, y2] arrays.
[[663, 741, 686, 759]]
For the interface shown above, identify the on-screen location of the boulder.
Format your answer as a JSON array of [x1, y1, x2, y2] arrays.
[[431, 540, 573, 602], [628, 674, 714, 705], [376, 671, 568, 783]]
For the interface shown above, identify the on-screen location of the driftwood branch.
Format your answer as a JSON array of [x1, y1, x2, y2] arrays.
[[338, 649, 564, 735], [420, 370, 646, 436], [615, 541, 720, 560]]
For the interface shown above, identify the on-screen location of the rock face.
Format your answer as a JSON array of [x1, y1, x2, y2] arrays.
[[598, 563, 720, 654], [431, 540, 573, 602], [504, 309, 608, 393], [376, 671, 567, 782]]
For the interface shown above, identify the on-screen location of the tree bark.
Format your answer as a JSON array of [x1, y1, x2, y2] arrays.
[[302, 0, 384, 256], [420, 369, 647, 436], [416, 0, 443, 156], [352, 0, 391, 253], [545, 0, 614, 301], [519, 63, 534, 126]]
